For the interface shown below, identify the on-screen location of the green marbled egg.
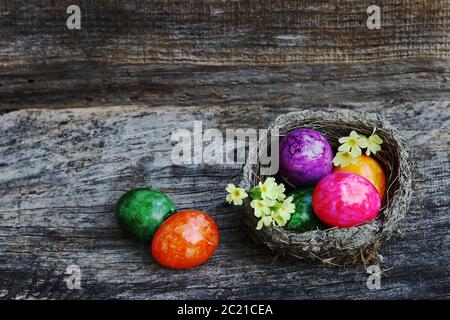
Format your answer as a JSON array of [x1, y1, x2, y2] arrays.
[[286, 188, 322, 232], [115, 188, 176, 242]]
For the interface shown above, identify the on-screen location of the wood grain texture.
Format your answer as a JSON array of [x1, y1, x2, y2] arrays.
[[1, 0, 448, 301], [1, 59, 450, 111], [0, 102, 449, 299], [1, 0, 450, 67]]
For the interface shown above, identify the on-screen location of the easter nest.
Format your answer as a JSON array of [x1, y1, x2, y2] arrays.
[[240, 110, 413, 266]]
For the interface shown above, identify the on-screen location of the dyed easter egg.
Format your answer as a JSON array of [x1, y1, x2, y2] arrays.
[[312, 172, 381, 228], [152, 210, 219, 269], [334, 155, 386, 199], [286, 188, 322, 232], [116, 188, 176, 242], [279, 128, 333, 187]]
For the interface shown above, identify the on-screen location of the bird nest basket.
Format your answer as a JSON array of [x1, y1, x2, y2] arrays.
[[240, 110, 413, 266]]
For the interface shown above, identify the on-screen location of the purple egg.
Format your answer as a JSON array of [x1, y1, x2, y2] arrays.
[[279, 128, 333, 187]]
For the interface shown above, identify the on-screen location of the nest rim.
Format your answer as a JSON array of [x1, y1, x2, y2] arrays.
[[240, 110, 413, 266]]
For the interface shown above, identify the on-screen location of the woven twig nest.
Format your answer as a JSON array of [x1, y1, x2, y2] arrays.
[[240, 110, 413, 266]]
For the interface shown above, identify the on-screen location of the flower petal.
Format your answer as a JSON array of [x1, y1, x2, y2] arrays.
[[339, 137, 349, 144], [333, 154, 342, 166], [256, 219, 264, 230], [371, 134, 383, 144], [357, 136, 368, 148], [349, 146, 362, 158], [263, 216, 272, 226], [226, 183, 235, 193], [338, 144, 351, 152]]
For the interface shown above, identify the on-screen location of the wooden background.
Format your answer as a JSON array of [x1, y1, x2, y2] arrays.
[[0, 1, 449, 299]]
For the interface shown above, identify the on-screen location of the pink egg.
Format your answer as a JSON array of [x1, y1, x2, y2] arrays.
[[312, 172, 381, 228]]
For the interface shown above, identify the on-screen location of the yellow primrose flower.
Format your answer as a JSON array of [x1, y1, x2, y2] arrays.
[[273, 209, 291, 227], [338, 131, 368, 158], [271, 196, 295, 227], [226, 183, 248, 206], [273, 211, 289, 227], [365, 133, 383, 156], [258, 177, 278, 200], [333, 151, 359, 167], [273, 182, 287, 201], [276, 196, 295, 216], [251, 199, 275, 218], [256, 215, 273, 230]]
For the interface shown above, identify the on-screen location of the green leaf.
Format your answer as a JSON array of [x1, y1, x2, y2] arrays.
[[249, 186, 262, 200]]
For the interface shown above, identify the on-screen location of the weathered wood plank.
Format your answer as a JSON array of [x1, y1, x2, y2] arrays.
[[1, 60, 449, 110], [1, 1, 449, 68], [0, 102, 449, 299]]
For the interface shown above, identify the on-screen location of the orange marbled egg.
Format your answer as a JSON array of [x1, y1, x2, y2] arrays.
[[151, 210, 219, 269], [333, 155, 386, 199]]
